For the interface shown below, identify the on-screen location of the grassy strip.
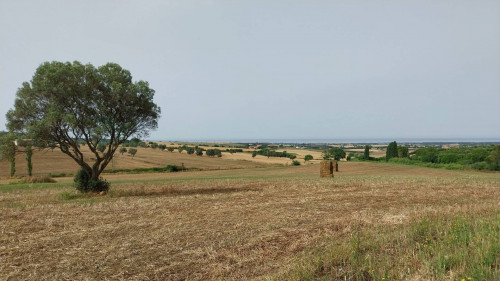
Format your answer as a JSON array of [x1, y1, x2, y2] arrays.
[[49, 172, 71, 178], [388, 158, 469, 170], [0, 181, 68, 192], [0, 166, 305, 192], [279, 214, 500, 280]]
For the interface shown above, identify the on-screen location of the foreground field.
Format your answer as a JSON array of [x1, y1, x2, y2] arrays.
[[1, 162, 499, 280]]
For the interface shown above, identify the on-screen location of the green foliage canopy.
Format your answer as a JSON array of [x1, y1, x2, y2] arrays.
[[128, 148, 138, 157], [487, 145, 500, 170], [323, 147, 346, 161], [206, 149, 222, 157], [119, 147, 127, 155], [398, 146, 409, 158]]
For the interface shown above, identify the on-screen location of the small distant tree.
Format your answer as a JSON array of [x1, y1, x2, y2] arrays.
[[97, 143, 107, 153], [150, 142, 158, 149], [206, 149, 222, 157], [195, 148, 203, 156], [26, 145, 33, 176], [292, 160, 301, 166], [398, 146, 409, 158], [158, 144, 167, 151], [119, 147, 127, 156], [331, 147, 346, 161], [304, 154, 313, 162], [186, 147, 195, 155], [386, 141, 398, 161], [364, 145, 371, 160], [322, 148, 346, 161], [167, 147, 174, 152], [128, 148, 137, 157], [252, 151, 257, 158]]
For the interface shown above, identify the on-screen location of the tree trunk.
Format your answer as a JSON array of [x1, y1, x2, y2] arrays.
[[26, 145, 33, 177], [9, 158, 15, 177], [91, 165, 100, 181]]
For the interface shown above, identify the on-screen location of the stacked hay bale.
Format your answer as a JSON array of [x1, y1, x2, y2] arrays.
[[320, 161, 334, 177]]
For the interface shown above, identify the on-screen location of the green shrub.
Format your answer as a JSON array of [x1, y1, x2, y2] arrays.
[[292, 160, 301, 166], [74, 169, 110, 193], [304, 154, 313, 162], [471, 161, 492, 171], [388, 157, 413, 165], [165, 165, 179, 172], [49, 172, 68, 178], [444, 163, 464, 170]]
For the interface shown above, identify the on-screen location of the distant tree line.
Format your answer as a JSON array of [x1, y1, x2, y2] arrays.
[[355, 140, 500, 171], [205, 149, 223, 157], [408, 145, 500, 170], [122, 138, 148, 148], [254, 148, 297, 159]]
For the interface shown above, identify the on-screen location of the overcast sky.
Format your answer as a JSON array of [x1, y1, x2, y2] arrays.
[[1, 0, 499, 142]]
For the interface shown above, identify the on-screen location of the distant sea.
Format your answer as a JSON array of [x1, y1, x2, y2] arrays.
[[150, 137, 500, 144]]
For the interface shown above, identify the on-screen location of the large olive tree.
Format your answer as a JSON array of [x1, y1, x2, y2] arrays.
[[6, 61, 160, 188]]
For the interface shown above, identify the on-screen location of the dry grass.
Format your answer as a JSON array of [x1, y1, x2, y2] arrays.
[[0, 147, 277, 178], [1, 162, 499, 280], [18, 176, 57, 184]]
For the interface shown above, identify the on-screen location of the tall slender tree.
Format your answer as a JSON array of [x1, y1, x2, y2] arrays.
[[364, 145, 371, 160], [386, 141, 399, 160]]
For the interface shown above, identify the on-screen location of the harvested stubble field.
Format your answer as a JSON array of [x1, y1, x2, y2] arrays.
[[1, 162, 499, 280]]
